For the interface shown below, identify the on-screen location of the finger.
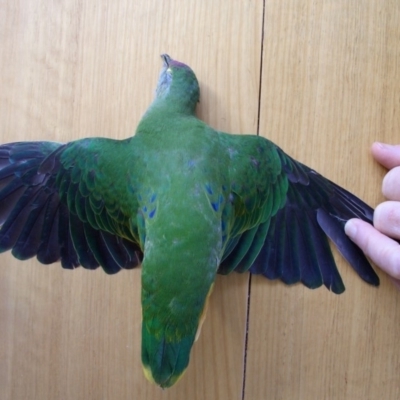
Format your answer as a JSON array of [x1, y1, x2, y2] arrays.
[[371, 142, 400, 170], [391, 277, 400, 291], [374, 201, 400, 239], [382, 167, 400, 200], [345, 219, 400, 281]]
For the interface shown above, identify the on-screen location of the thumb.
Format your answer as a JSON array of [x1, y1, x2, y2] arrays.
[[371, 142, 400, 170]]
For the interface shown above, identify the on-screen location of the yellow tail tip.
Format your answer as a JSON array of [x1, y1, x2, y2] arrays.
[[142, 364, 186, 388]]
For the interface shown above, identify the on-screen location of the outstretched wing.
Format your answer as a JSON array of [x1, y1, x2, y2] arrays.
[[0, 138, 142, 274], [218, 133, 288, 273], [218, 134, 379, 294]]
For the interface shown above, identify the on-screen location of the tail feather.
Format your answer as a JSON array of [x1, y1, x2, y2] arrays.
[[142, 331, 193, 388]]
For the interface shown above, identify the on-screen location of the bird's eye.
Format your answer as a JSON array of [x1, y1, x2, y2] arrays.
[[166, 67, 173, 75]]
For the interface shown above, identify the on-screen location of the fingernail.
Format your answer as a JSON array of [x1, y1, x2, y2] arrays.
[[374, 142, 393, 149], [344, 219, 357, 238]]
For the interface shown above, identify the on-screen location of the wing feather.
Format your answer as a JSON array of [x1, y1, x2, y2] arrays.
[[0, 139, 143, 273], [218, 134, 379, 293]]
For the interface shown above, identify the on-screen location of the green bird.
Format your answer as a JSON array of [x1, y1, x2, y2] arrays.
[[0, 55, 379, 388]]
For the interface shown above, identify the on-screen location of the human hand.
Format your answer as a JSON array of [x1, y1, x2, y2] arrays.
[[345, 142, 400, 290]]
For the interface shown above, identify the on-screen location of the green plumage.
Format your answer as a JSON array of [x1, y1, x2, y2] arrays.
[[0, 55, 379, 388]]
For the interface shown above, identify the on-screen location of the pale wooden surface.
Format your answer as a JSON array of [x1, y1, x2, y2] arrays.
[[0, 1, 399, 399]]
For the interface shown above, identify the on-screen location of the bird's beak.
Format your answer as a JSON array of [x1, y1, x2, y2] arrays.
[[161, 54, 171, 68]]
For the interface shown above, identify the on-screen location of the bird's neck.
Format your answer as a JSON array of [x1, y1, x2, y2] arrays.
[[147, 92, 197, 117]]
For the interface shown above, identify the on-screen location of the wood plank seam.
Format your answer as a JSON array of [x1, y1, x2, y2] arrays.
[[243, 1, 266, 398]]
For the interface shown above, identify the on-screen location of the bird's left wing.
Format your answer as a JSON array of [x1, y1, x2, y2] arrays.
[[218, 133, 288, 274], [218, 133, 379, 294], [0, 138, 142, 273]]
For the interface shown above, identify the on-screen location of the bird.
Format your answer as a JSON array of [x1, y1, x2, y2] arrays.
[[0, 54, 379, 388]]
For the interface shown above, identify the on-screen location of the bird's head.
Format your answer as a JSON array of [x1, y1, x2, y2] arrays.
[[154, 54, 200, 114]]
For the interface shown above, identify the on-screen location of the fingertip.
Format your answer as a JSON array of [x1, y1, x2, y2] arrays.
[[371, 141, 395, 153], [381, 169, 400, 202], [344, 218, 379, 252], [371, 141, 389, 156], [371, 142, 400, 169], [345, 215, 400, 283], [371, 142, 390, 163], [374, 201, 400, 238], [371, 141, 386, 150], [344, 218, 358, 238]]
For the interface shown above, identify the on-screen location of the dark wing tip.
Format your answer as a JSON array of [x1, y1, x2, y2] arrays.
[[317, 209, 380, 287], [0, 141, 143, 274], [239, 147, 378, 294]]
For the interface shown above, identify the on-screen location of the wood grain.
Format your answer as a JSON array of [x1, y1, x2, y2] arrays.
[[246, 1, 400, 399], [0, 1, 262, 399], [0, 1, 399, 399]]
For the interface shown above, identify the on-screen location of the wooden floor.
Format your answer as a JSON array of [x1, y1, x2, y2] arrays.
[[1, 1, 399, 399]]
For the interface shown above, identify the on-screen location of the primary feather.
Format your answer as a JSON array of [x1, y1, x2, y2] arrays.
[[0, 54, 378, 388]]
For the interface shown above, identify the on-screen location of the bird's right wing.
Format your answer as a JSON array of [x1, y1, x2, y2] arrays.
[[0, 138, 143, 274]]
